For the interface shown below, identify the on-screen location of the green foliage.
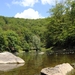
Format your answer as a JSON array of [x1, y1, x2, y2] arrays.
[[49, 2, 65, 20], [32, 35, 40, 50], [0, 16, 47, 52], [0, 30, 20, 52], [46, 0, 75, 49]]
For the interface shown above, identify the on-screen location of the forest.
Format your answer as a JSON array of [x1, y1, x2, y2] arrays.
[[0, 16, 48, 52], [0, 0, 75, 53]]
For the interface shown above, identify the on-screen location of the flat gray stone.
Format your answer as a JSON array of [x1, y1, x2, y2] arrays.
[[41, 63, 73, 75], [0, 52, 25, 64]]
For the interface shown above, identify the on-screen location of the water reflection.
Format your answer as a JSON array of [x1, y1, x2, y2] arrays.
[[0, 64, 24, 72]]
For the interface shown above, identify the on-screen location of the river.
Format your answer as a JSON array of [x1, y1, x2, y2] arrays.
[[0, 52, 75, 75]]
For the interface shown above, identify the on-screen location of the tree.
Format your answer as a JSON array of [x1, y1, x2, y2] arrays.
[[48, 1, 65, 23], [46, 0, 75, 50], [32, 35, 40, 51], [64, 0, 75, 24], [0, 30, 21, 52], [0, 31, 5, 52], [70, 1, 75, 24]]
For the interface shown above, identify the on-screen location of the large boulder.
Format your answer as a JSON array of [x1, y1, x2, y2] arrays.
[[41, 63, 73, 75], [0, 52, 25, 64]]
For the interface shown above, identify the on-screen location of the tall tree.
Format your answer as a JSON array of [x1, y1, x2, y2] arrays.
[[48, 1, 65, 23]]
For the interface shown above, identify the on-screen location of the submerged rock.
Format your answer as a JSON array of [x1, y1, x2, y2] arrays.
[[41, 63, 73, 75], [0, 52, 25, 64]]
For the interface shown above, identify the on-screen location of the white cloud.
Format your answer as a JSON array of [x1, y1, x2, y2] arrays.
[[41, 0, 56, 5], [12, 0, 38, 7], [41, 0, 64, 5], [14, 8, 44, 19]]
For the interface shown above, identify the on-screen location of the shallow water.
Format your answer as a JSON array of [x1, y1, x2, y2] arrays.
[[0, 52, 75, 75]]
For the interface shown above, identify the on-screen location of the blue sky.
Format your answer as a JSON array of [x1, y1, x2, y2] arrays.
[[0, 0, 61, 19]]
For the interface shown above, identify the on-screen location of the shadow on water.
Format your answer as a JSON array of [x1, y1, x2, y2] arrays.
[[0, 52, 75, 75]]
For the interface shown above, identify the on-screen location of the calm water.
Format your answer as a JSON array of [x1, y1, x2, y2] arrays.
[[0, 52, 75, 75]]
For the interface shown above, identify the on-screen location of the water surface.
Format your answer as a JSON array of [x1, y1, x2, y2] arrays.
[[0, 52, 75, 75]]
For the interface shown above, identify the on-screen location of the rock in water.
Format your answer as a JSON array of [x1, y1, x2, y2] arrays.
[[0, 52, 25, 64], [41, 63, 73, 75]]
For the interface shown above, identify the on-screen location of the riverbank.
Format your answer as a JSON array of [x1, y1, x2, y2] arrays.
[[46, 47, 75, 55]]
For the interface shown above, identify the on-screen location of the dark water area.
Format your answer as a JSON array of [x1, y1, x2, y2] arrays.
[[0, 52, 75, 75]]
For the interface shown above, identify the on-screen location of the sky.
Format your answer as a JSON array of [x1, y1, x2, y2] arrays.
[[0, 0, 62, 19]]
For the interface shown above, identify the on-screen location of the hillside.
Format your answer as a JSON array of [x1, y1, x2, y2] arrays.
[[0, 16, 48, 52]]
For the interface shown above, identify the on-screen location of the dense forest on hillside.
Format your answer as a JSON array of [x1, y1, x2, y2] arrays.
[[0, 0, 75, 53], [0, 16, 48, 52]]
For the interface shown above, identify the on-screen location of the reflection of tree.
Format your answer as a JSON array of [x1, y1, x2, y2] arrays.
[[0, 64, 24, 72], [34, 53, 43, 68]]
